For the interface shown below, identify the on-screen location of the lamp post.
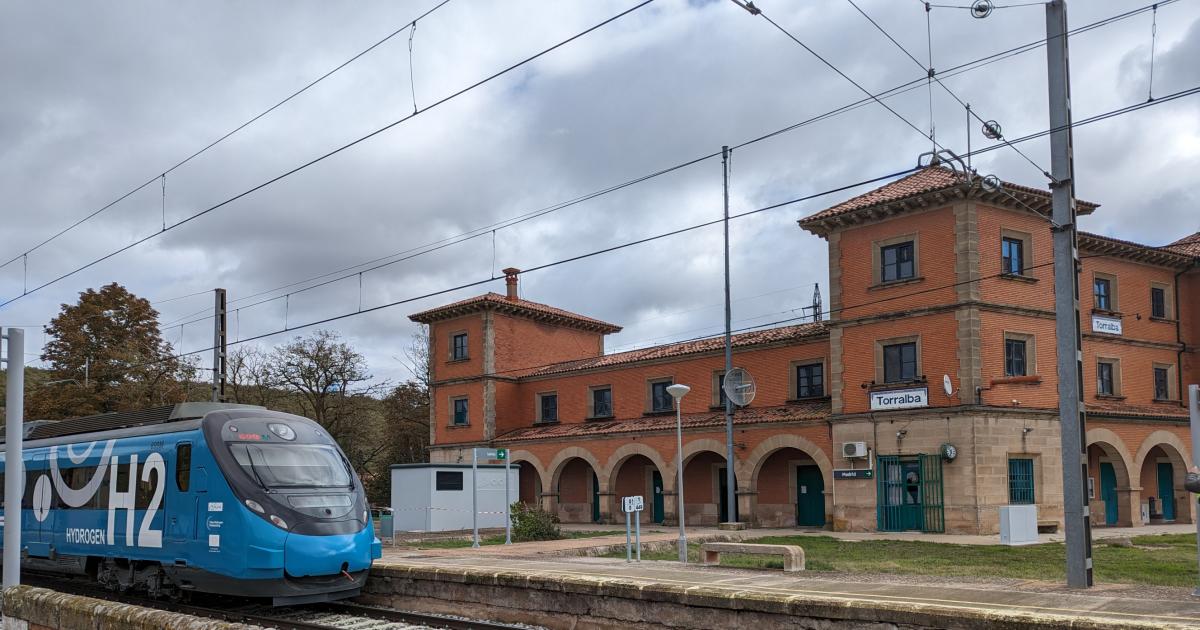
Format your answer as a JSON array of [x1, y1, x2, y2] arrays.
[[667, 383, 691, 563]]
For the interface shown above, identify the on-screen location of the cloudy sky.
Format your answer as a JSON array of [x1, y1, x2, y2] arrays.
[[2, 0, 1198, 386]]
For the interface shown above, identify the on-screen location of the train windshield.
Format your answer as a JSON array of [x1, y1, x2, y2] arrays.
[[229, 443, 351, 489]]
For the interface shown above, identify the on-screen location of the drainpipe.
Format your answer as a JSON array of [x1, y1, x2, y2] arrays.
[[1175, 264, 1191, 407]]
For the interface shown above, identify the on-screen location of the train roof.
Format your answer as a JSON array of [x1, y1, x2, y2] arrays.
[[0, 402, 264, 445]]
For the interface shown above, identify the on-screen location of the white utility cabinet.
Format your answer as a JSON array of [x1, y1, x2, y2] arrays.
[[390, 463, 518, 533], [998, 504, 1039, 545]]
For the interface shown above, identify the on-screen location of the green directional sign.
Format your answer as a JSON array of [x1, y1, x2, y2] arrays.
[[496, 448, 507, 460]]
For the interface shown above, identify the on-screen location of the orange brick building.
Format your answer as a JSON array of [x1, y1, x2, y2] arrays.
[[410, 167, 1200, 534]]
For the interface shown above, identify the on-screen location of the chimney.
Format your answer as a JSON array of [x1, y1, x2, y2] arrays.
[[502, 267, 520, 300]]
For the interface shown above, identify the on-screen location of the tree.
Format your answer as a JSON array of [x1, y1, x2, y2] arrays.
[[227, 345, 284, 408], [270, 330, 390, 476], [27, 283, 196, 419]]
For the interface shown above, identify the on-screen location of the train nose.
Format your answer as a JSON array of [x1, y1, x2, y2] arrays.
[[283, 530, 373, 577]]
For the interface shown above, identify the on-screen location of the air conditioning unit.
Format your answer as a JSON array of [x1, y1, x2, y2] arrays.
[[842, 442, 868, 459]]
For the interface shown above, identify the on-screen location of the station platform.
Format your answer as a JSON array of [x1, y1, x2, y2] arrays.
[[370, 527, 1200, 629]]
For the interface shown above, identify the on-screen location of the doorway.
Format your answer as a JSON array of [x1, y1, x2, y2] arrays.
[[795, 465, 825, 527], [1099, 462, 1118, 525], [717, 467, 738, 523], [651, 470, 665, 524], [1157, 462, 1176, 521], [877, 455, 944, 532]]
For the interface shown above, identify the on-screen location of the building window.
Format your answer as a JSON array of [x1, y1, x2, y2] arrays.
[[883, 342, 918, 383], [452, 397, 469, 425], [436, 471, 464, 491], [538, 393, 558, 423], [1093, 274, 1118, 311], [715, 372, 728, 407], [451, 333, 468, 360], [880, 241, 915, 283], [1097, 361, 1115, 396], [1002, 237, 1025, 275], [1151, 286, 1167, 319], [650, 379, 674, 412], [1004, 338, 1027, 377], [590, 387, 613, 418], [1154, 366, 1171, 400], [796, 363, 824, 398], [1008, 458, 1035, 505]]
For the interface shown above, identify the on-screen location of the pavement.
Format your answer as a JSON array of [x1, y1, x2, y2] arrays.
[[373, 523, 1200, 628]]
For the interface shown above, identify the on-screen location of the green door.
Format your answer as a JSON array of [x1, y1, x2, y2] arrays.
[[1099, 462, 1118, 525], [591, 472, 601, 523], [1158, 462, 1176, 521], [651, 470, 665, 524], [795, 465, 825, 527], [877, 455, 943, 533]]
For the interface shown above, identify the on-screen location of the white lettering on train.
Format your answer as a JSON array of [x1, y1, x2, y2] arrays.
[[65, 528, 106, 545]]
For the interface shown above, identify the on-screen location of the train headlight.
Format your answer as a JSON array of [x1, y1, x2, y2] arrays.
[[268, 423, 296, 440], [269, 514, 289, 530], [245, 499, 265, 514]]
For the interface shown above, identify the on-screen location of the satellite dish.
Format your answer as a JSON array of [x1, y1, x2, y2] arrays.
[[723, 368, 756, 407], [943, 374, 954, 397]]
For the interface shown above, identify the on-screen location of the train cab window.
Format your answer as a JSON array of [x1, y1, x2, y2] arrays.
[[176, 443, 192, 492]]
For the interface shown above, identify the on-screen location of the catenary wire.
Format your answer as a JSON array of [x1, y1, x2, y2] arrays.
[[0, 0, 657, 311], [845, 0, 1053, 180], [148, 0, 1170, 310], [113, 82, 1200, 373], [0, 0, 452, 273]]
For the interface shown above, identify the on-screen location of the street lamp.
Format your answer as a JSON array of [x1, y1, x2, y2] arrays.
[[667, 383, 691, 563]]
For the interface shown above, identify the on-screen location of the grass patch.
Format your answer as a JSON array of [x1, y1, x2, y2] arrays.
[[603, 534, 1199, 587], [415, 530, 624, 549]]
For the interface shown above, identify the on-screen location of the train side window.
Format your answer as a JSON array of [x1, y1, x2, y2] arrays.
[[176, 443, 192, 492]]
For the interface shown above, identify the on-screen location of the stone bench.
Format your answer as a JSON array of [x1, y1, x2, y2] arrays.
[[700, 542, 805, 572], [1037, 520, 1059, 534]]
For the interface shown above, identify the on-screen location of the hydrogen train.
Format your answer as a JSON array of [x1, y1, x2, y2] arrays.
[[0, 403, 381, 605]]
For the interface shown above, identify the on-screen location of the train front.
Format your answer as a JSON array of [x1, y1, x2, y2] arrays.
[[201, 409, 382, 605]]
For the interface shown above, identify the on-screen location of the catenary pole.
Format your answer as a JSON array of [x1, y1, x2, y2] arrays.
[[211, 288, 227, 402], [722, 145, 736, 524], [1046, 0, 1093, 588], [3, 327, 25, 590]]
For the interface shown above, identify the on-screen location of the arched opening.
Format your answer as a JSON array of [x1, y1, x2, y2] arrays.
[[1139, 443, 1190, 524], [1087, 441, 1132, 527], [682, 451, 734, 526], [754, 447, 826, 528], [611, 454, 665, 524], [555, 457, 601, 523], [514, 460, 541, 507]]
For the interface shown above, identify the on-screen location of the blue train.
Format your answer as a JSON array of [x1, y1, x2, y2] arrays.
[[0, 403, 381, 605]]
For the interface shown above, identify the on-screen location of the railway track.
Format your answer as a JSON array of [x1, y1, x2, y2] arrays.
[[25, 574, 529, 630]]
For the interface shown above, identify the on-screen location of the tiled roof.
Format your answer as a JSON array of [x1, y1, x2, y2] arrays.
[[409, 292, 622, 333], [1078, 231, 1196, 268], [798, 167, 1098, 236], [494, 400, 831, 442], [523, 322, 828, 377], [1164, 232, 1200, 258], [1086, 400, 1189, 420]]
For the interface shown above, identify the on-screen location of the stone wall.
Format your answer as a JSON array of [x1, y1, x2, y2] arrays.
[[362, 563, 1169, 630], [0, 586, 256, 630]]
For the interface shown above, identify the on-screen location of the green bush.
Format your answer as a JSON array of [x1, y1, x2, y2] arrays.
[[510, 502, 561, 542]]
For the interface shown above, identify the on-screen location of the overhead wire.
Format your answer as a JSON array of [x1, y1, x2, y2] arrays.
[[0, 0, 453, 274], [110, 81, 1200, 372], [0, 0, 657, 311], [148, 0, 1172, 311], [847, 0, 1053, 180]]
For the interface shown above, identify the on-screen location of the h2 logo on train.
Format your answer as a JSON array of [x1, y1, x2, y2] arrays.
[[27, 439, 167, 549]]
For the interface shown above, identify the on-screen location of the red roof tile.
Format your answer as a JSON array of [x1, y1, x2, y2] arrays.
[[409, 292, 622, 333], [1165, 232, 1200, 258], [799, 167, 1098, 235], [1078, 231, 1196, 268], [1086, 399, 1189, 420], [523, 322, 827, 377], [494, 401, 831, 442]]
